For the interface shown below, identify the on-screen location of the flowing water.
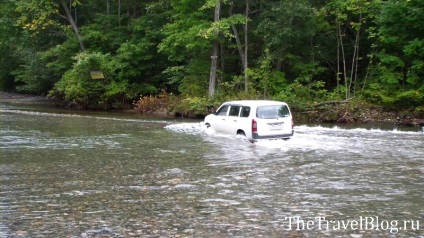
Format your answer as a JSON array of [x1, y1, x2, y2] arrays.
[[1, 102, 423, 237]]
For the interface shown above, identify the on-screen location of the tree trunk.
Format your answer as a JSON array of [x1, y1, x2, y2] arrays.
[[106, 0, 110, 15], [60, 0, 85, 52], [209, 44, 219, 97], [208, 0, 221, 97], [220, 41, 225, 76], [351, 13, 362, 97], [361, 51, 373, 96], [118, 0, 121, 27], [336, 26, 340, 96], [244, 0, 249, 92], [229, 2, 246, 74], [338, 24, 348, 101]]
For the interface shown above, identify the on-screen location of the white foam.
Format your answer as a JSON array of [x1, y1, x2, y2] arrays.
[[165, 122, 245, 141], [166, 122, 423, 137], [295, 125, 423, 135], [0, 109, 169, 124], [164, 122, 206, 134], [165, 122, 423, 154]]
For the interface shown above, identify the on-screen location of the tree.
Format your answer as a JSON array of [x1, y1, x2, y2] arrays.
[[16, 0, 86, 52], [1, 0, 422, 113], [243, 0, 249, 92], [52, 52, 122, 108], [367, 0, 424, 108], [0, 0, 21, 90], [208, 0, 221, 97], [59, 0, 86, 51], [159, 0, 216, 96], [327, 0, 376, 100], [256, 0, 327, 86], [228, 0, 250, 92]]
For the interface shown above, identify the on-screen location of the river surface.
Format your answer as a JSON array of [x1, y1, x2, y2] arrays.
[[1, 102, 423, 237]]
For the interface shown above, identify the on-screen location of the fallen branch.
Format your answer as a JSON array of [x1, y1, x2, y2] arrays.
[[337, 111, 355, 123], [300, 110, 319, 114]]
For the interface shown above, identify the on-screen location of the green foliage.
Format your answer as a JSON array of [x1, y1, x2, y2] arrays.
[[0, 0, 20, 91], [177, 59, 210, 97], [158, 0, 211, 62], [42, 29, 80, 80], [52, 52, 124, 108], [134, 90, 217, 116], [256, 0, 320, 60], [162, 66, 186, 92], [81, 14, 130, 53], [364, 84, 424, 109], [394, 90, 424, 108], [112, 14, 169, 94], [407, 60, 424, 86], [361, 0, 424, 109], [0, 46, 17, 91], [12, 48, 55, 94], [200, 14, 246, 40], [180, 96, 212, 115], [0, 0, 423, 115], [246, 52, 287, 97], [15, 0, 60, 34], [274, 80, 329, 110]]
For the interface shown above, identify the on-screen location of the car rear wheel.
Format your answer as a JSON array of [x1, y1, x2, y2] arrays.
[[236, 130, 247, 140], [237, 130, 246, 136]]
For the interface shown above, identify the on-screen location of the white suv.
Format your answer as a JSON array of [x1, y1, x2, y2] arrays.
[[204, 100, 294, 142]]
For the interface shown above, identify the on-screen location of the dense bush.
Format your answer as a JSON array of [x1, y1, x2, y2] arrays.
[[51, 52, 130, 109]]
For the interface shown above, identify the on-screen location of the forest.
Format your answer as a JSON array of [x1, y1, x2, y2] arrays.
[[1, 0, 423, 120]]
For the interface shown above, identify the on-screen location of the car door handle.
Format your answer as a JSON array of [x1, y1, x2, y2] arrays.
[[233, 120, 237, 122], [222, 119, 225, 121]]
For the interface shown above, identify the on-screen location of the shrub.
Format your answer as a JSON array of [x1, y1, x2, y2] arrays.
[[133, 91, 170, 114], [50, 51, 131, 109]]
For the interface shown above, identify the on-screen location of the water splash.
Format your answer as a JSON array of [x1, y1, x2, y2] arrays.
[[165, 122, 424, 154], [165, 122, 424, 136], [0, 109, 169, 124]]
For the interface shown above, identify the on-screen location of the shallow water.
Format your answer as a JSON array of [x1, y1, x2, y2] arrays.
[[1, 103, 423, 237]]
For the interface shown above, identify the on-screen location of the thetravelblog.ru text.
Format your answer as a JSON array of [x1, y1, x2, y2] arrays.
[[284, 216, 420, 234]]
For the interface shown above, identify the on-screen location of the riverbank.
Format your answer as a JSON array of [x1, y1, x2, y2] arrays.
[[294, 101, 424, 127], [2, 91, 423, 127], [0, 91, 62, 105]]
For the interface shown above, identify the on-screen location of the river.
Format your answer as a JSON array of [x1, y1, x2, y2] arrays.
[[1, 102, 423, 237]]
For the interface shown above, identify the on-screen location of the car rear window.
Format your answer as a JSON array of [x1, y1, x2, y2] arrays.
[[256, 105, 290, 118]]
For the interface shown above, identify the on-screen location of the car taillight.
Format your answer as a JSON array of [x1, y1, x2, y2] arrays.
[[252, 119, 257, 133]]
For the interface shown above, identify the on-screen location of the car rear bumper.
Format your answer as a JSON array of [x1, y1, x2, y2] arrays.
[[252, 130, 294, 140]]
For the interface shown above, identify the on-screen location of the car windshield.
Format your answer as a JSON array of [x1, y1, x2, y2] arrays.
[[256, 105, 290, 118]]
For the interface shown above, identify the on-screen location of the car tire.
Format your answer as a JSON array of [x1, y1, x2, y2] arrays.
[[237, 131, 246, 137], [236, 131, 247, 141]]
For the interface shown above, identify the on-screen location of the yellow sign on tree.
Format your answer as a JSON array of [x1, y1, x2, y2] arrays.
[[90, 71, 105, 79]]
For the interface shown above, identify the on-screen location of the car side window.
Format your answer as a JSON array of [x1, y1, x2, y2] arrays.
[[229, 105, 241, 117], [216, 105, 229, 116], [240, 106, 250, 117]]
